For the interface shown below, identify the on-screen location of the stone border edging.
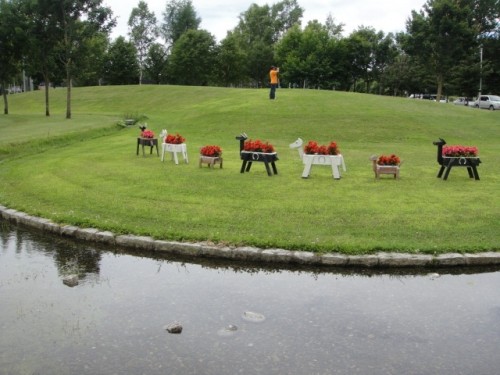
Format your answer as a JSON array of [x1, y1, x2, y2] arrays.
[[1, 204, 499, 268]]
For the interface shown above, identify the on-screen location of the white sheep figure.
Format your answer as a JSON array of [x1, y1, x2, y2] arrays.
[[159, 129, 188, 165], [289, 137, 346, 179]]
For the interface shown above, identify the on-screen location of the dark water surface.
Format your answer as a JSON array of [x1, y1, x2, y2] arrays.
[[1, 223, 500, 375]]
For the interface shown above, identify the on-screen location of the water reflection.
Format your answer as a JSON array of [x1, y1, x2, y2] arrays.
[[1, 222, 500, 375]]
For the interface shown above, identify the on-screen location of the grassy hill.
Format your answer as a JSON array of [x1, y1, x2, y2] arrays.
[[1, 85, 499, 254]]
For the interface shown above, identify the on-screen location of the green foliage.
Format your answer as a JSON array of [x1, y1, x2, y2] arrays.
[[160, 0, 201, 47], [143, 43, 168, 84], [104, 37, 140, 85], [128, 0, 158, 84], [167, 30, 217, 85], [0, 86, 499, 255]]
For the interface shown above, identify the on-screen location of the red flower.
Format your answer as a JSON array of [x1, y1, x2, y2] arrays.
[[442, 145, 478, 157], [304, 140, 340, 155], [141, 130, 155, 139], [377, 154, 400, 165], [200, 145, 222, 157], [243, 139, 275, 153], [304, 141, 319, 154], [165, 133, 185, 144]]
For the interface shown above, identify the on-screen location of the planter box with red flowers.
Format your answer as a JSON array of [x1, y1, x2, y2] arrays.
[[433, 138, 481, 180], [289, 138, 346, 179], [160, 132, 188, 164], [199, 145, 223, 168], [235, 134, 279, 176], [241, 139, 278, 163], [442, 145, 478, 158], [370, 154, 401, 179], [136, 127, 159, 156]]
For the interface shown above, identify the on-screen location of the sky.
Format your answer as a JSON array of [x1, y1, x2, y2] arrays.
[[104, 0, 426, 42]]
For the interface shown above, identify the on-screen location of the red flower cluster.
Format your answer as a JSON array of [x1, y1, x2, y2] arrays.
[[304, 141, 340, 155], [200, 145, 222, 157], [165, 133, 185, 144], [377, 154, 400, 165], [141, 130, 155, 139], [442, 145, 478, 157], [243, 139, 275, 153]]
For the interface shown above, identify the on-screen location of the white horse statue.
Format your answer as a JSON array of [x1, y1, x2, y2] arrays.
[[289, 138, 346, 179], [159, 129, 188, 164]]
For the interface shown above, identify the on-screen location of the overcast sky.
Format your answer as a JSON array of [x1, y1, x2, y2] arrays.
[[104, 0, 425, 42]]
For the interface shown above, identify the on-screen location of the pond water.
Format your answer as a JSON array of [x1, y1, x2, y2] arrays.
[[1, 222, 500, 375]]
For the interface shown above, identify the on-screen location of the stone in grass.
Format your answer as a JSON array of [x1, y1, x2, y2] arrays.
[[62, 274, 79, 287], [165, 322, 183, 334]]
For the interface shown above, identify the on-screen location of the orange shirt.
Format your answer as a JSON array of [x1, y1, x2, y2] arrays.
[[270, 69, 279, 84]]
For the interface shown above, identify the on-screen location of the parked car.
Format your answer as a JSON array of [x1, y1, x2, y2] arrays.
[[473, 95, 500, 110], [453, 97, 472, 106], [7, 86, 22, 94]]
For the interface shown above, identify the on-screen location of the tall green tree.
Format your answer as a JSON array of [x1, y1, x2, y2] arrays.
[[161, 0, 200, 48], [38, 0, 115, 118], [216, 32, 247, 87], [0, 0, 26, 114], [73, 32, 109, 87], [128, 1, 158, 85], [103, 36, 139, 85], [143, 42, 168, 84], [167, 29, 216, 86], [21, 0, 62, 116], [402, 0, 477, 100], [275, 22, 329, 88], [231, 0, 303, 85]]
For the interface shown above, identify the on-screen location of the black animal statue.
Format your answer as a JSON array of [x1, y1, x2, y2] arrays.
[[235, 133, 278, 176], [433, 138, 481, 180]]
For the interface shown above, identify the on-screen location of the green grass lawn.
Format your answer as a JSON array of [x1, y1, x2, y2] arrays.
[[1, 85, 499, 254]]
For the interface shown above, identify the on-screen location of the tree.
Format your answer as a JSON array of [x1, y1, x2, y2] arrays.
[[167, 29, 216, 86], [276, 22, 327, 88], [230, 0, 303, 85], [402, 0, 477, 101], [216, 32, 248, 87], [103, 36, 140, 85], [143, 42, 168, 84], [128, 1, 158, 85], [0, 0, 25, 114], [270, 0, 304, 41], [73, 33, 109, 87], [325, 13, 344, 39], [38, 0, 115, 119], [161, 0, 200, 48]]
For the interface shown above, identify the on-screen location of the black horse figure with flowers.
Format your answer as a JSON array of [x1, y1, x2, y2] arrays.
[[433, 138, 481, 180], [236, 133, 278, 176]]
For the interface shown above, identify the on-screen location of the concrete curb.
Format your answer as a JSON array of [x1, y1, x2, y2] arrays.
[[1, 204, 499, 268]]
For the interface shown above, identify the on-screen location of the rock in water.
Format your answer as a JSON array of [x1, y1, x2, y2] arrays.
[[242, 311, 266, 323], [165, 322, 183, 334], [217, 324, 238, 337], [62, 274, 79, 287]]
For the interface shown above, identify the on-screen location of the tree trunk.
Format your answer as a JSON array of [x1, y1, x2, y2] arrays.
[[44, 80, 50, 117], [66, 76, 72, 119], [436, 74, 443, 102], [2, 87, 8, 115]]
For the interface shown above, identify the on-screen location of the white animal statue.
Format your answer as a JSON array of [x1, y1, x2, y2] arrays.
[[159, 129, 188, 164], [289, 138, 346, 179]]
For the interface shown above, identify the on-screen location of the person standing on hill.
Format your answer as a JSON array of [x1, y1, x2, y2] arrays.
[[269, 66, 279, 100]]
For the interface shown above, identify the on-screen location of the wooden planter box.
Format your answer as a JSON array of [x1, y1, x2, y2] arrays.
[[161, 143, 188, 164], [240, 151, 278, 176], [136, 137, 159, 156], [301, 154, 346, 179], [199, 155, 223, 168], [374, 164, 400, 179], [438, 156, 481, 180]]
